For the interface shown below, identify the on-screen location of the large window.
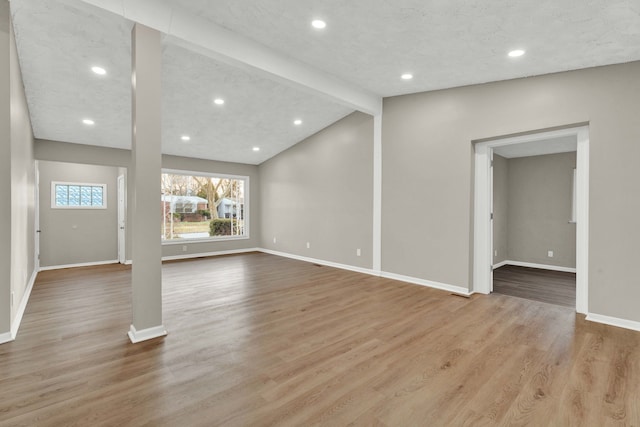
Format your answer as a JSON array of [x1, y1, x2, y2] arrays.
[[52, 182, 107, 209], [161, 171, 248, 242]]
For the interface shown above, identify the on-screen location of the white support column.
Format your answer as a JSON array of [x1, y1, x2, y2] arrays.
[[373, 113, 382, 273], [128, 23, 166, 343]]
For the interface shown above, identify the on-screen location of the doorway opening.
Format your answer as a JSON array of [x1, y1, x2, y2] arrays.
[[473, 126, 589, 313]]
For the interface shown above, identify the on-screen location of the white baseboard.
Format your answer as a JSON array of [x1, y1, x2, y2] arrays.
[[39, 259, 119, 271], [586, 313, 640, 332], [128, 324, 167, 343], [492, 260, 508, 269], [10, 268, 38, 340], [0, 331, 12, 345], [258, 248, 377, 276], [124, 260, 132, 265], [162, 247, 260, 262], [493, 260, 576, 273], [380, 271, 472, 296], [258, 248, 472, 296]]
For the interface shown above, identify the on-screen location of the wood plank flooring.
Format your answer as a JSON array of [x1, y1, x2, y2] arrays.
[[1, 252, 639, 426], [493, 265, 576, 307]]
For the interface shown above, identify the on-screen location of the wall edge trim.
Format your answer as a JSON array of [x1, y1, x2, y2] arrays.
[[0, 331, 12, 345], [380, 271, 472, 296], [10, 269, 38, 339], [128, 324, 167, 344], [39, 260, 119, 271], [162, 248, 259, 262], [258, 248, 378, 276], [494, 260, 576, 273], [586, 313, 640, 332]]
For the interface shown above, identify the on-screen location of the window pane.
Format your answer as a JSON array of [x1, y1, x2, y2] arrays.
[[92, 186, 103, 206], [80, 186, 92, 206], [68, 186, 81, 206], [55, 185, 68, 206], [161, 173, 247, 240]]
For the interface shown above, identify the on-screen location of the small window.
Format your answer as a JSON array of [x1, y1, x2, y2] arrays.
[[52, 182, 107, 209]]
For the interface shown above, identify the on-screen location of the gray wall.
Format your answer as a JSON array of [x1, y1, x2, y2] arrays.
[[1, 5, 36, 337], [507, 152, 576, 268], [492, 154, 508, 265], [382, 61, 640, 322], [34, 140, 260, 261], [0, 1, 11, 335], [9, 17, 35, 323], [38, 161, 119, 267], [259, 112, 374, 268]]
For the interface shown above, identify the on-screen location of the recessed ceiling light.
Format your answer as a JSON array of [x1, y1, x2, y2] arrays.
[[401, 73, 413, 80], [214, 98, 225, 105], [82, 119, 95, 125], [181, 135, 190, 141], [508, 49, 525, 58], [91, 66, 106, 75], [311, 19, 326, 29], [253, 147, 260, 152], [294, 119, 302, 125]]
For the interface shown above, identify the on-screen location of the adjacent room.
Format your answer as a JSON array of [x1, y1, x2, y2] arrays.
[[491, 136, 578, 308], [1, 0, 640, 425]]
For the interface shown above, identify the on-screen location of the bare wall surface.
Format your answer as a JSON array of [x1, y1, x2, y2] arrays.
[[492, 154, 508, 265], [38, 161, 118, 267], [9, 16, 35, 324], [507, 152, 576, 268], [259, 112, 374, 268], [382, 62, 640, 322], [0, 1, 11, 335]]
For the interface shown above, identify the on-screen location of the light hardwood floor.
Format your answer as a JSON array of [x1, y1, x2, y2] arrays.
[[1, 252, 639, 426]]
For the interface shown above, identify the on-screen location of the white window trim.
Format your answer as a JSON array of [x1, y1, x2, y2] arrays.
[[161, 169, 250, 244], [51, 181, 108, 209]]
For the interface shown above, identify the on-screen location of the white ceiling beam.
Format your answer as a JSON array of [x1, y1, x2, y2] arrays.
[[76, 0, 382, 115]]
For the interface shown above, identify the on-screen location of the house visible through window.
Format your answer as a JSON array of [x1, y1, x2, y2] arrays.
[[52, 182, 107, 209], [161, 171, 248, 242]]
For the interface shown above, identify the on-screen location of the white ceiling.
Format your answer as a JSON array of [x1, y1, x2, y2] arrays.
[[493, 135, 577, 159], [10, 0, 640, 165]]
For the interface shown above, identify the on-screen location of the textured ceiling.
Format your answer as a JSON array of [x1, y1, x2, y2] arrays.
[[11, 0, 132, 149], [162, 43, 352, 163], [168, 0, 640, 96], [10, 0, 640, 165]]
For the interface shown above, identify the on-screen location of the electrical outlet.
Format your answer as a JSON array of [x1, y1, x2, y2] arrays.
[[547, 250, 554, 258], [306, 242, 310, 249], [356, 248, 361, 257], [182, 245, 187, 252], [10, 292, 14, 307], [273, 237, 276, 244], [494, 250, 498, 257]]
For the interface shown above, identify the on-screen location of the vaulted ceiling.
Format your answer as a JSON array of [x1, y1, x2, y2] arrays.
[[11, 0, 640, 164]]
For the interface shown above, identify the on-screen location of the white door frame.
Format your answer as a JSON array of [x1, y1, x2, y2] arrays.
[[34, 161, 40, 271], [117, 174, 126, 264], [473, 126, 589, 314]]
